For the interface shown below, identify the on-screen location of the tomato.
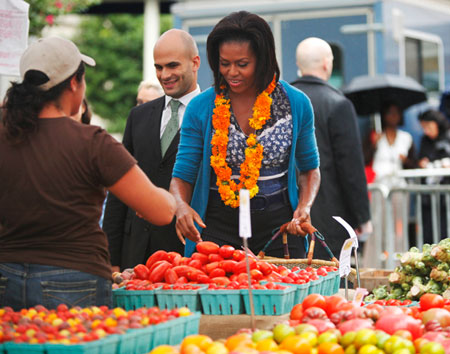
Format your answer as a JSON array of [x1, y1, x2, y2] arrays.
[[196, 274, 211, 284], [302, 307, 328, 322], [145, 250, 168, 269], [133, 264, 150, 280], [325, 295, 347, 316], [191, 252, 209, 265], [172, 265, 196, 278], [204, 261, 220, 274], [196, 241, 220, 255], [188, 259, 203, 270], [164, 268, 178, 284], [219, 245, 235, 259], [209, 268, 226, 278], [290, 303, 304, 321], [232, 250, 246, 262], [257, 261, 273, 276], [375, 314, 423, 339], [420, 293, 445, 311], [186, 268, 207, 282], [149, 261, 172, 283], [250, 269, 264, 281], [421, 308, 450, 327], [211, 276, 231, 286], [337, 319, 374, 335], [233, 259, 257, 274], [219, 260, 238, 274], [302, 294, 327, 311], [167, 251, 182, 265], [318, 342, 344, 354], [208, 253, 224, 263]]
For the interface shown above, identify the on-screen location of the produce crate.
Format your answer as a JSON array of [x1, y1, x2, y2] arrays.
[[45, 335, 119, 354], [4, 343, 45, 354], [241, 286, 295, 316], [182, 312, 201, 337], [199, 289, 243, 315], [321, 271, 340, 296], [155, 286, 206, 312], [358, 269, 392, 292], [116, 329, 140, 354], [131, 325, 154, 354], [307, 277, 323, 295], [112, 287, 160, 310]]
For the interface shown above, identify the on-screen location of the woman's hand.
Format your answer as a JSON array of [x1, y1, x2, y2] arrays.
[[286, 207, 310, 236], [174, 201, 205, 244], [169, 177, 205, 245]]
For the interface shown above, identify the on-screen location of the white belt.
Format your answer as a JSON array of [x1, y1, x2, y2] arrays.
[[230, 169, 288, 181]]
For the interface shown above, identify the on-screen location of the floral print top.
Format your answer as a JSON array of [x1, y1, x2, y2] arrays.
[[210, 82, 293, 194]]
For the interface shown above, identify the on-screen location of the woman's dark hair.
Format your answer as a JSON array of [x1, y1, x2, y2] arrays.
[[2, 62, 85, 143], [206, 11, 280, 94], [80, 98, 92, 125], [380, 100, 404, 128], [419, 109, 449, 136]]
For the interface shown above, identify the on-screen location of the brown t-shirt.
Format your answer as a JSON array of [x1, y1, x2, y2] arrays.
[[0, 117, 136, 280]]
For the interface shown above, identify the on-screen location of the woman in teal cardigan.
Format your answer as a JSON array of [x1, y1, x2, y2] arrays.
[[170, 11, 320, 257]]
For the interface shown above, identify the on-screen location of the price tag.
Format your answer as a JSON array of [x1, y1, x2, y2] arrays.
[[239, 189, 252, 238], [339, 238, 353, 277], [353, 288, 369, 305]]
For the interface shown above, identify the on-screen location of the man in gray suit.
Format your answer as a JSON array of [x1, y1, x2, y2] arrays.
[[291, 37, 372, 260], [103, 29, 200, 271]]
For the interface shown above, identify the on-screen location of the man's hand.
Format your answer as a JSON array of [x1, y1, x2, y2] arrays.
[[286, 207, 310, 236], [174, 201, 205, 244]]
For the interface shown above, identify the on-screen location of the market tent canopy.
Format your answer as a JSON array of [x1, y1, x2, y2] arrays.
[[342, 74, 427, 116]]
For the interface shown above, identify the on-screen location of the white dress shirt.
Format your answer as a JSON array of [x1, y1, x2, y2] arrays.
[[160, 85, 201, 138]]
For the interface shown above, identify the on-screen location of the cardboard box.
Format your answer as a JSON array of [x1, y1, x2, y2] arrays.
[[358, 269, 392, 291]]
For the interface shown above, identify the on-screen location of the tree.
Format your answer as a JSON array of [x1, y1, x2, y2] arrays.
[[26, 0, 99, 36], [75, 14, 173, 133]]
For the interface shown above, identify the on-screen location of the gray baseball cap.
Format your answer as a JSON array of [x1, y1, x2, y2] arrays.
[[19, 36, 95, 91]]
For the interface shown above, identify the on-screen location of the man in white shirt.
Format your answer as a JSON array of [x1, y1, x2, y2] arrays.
[[103, 29, 201, 271]]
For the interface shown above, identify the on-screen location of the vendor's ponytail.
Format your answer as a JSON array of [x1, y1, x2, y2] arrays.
[[2, 62, 85, 144]]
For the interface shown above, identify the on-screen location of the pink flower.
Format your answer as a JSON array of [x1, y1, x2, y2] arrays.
[[54, 1, 63, 9], [45, 14, 54, 25]]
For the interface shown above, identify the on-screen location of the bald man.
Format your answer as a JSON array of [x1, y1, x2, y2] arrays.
[[291, 37, 371, 260], [104, 29, 201, 270]]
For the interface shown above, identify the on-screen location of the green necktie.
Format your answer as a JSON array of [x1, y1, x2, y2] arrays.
[[161, 99, 181, 156]]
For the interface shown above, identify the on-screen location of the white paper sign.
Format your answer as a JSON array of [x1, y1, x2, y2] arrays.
[[0, 0, 29, 76], [334, 216, 358, 277], [239, 189, 251, 238], [353, 288, 368, 305], [339, 238, 353, 277], [333, 216, 358, 248]]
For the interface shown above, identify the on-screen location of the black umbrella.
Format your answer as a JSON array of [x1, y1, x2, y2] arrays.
[[343, 74, 427, 116]]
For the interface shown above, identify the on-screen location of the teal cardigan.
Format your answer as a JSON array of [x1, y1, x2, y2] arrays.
[[172, 80, 319, 256]]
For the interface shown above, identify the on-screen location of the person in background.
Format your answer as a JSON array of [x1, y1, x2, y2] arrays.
[[136, 81, 163, 106], [0, 37, 176, 310], [170, 11, 321, 257], [290, 37, 372, 259], [418, 109, 450, 242], [103, 29, 201, 271]]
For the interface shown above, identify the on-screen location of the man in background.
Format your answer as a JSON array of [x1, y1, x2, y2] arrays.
[[136, 81, 163, 106], [291, 37, 372, 259], [103, 29, 201, 271]]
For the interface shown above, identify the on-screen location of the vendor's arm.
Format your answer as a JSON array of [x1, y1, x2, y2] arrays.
[[287, 168, 320, 235], [108, 165, 176, 226], [169, 177, 205, 244]]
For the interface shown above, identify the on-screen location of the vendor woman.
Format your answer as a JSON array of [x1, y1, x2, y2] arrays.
[[0, 37, 176, 310]]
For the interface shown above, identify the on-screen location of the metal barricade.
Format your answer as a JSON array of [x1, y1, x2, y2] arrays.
[[365, 169, 450, 269]]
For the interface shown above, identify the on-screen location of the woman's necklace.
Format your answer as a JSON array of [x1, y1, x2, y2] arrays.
[[210, 76, 276, 208]]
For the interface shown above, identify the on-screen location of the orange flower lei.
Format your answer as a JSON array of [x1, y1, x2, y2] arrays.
[[210, 76, 277, 208]]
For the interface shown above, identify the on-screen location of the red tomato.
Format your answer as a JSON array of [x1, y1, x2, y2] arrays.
[[257, 261, 273, 276], [302, 294, 327, 311], [164, 268, 178, 284], [167, 251, 182, 265], [250, 269, 264, 281], [232, 250, 245, 262], [149, 261, 172, 283], [133, 264, 150, 280], [375, 314, 423, 339], [209, 268, 226, 278], [188, 259, 203, 270], [208, 254, 224, 263], [204, 261, 220, 274], [196, 274, 211, 284], [219, 260, 238, 274], [219, 245, 235, 259], [302, 307, 328, 322], [211, 276, 231, 286], [145, 250, 168, 269], [290, 303, 303, 321], [196, 241, 220, 255], [420, 293, 445, 311], [191, 252, 209, 265], [325, 295, 347, 316]]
